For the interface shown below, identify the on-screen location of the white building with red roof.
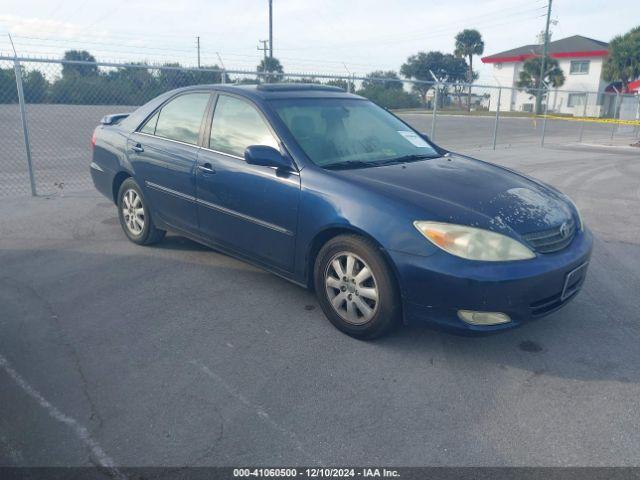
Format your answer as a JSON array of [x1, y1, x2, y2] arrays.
[[482, 35, 614, 116]]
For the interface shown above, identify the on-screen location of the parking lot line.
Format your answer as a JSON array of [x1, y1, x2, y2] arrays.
[[0, 354, 125, 479]]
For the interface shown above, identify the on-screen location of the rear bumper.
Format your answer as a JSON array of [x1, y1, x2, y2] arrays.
[[390, 228, 593, 333]]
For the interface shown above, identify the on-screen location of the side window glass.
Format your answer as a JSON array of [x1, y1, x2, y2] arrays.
[[154, 93, 210, 145], [140, 111, 159, 135], [210, 95, 279, 157]]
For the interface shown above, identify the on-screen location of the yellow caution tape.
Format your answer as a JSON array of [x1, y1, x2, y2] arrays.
[[533, 115, 640, 126]]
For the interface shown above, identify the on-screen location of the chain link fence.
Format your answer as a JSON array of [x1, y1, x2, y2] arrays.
[[1, 56, 639, 197]]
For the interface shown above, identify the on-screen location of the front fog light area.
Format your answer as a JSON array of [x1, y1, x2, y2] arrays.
[[458, 310, 511, 326]]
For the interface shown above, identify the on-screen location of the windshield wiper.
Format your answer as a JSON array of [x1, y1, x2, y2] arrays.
[[374, 153, 440, 166], [323, 160, 375, 170]]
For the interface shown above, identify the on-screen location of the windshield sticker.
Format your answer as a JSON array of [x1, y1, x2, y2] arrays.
[[397, 130, 429, 147]]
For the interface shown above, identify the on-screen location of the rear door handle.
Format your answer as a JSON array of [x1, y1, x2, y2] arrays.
[[198, 162, 216, 174], [131, 143, 144, 153]]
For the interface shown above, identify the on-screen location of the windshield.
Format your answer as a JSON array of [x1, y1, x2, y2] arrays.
[[270, 98, 439, 168]]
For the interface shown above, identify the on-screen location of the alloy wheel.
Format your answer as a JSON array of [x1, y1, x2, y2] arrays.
[[122, 189, 145, 235], [325, 251, 379, 325]]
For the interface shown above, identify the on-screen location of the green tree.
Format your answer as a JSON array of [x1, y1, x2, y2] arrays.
[[257, 57, 284, 83], [357, 86, 419, 109], [325, 78, 354, 92], [23, 70, 48, 103], [454, 29, 484, 111], [361, 70, 403, 90], [603, 26, 640, 91], [357, 70, 418, 109], [62, 50, 98, 77], [401, 51, 436, 106], [516, 56, 565, 113], [157, 63, 197, 90], [191, 65, 230, 85], [0, 68, 18, 103], [401, 51, 469, 107]]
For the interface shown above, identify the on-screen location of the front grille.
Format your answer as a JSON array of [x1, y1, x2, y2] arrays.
[[523, 218, 576, 253]]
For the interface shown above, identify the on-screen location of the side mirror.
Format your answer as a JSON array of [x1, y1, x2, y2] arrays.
[[244, 145, 294, 171]]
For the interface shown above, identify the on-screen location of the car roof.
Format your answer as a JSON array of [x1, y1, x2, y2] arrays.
[[172, 83, 364, 101]]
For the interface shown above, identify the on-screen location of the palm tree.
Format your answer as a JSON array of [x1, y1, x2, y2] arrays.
[[603, 26, 640, 92], [516, 56, 565, 114], [454, 29, 484, 111]]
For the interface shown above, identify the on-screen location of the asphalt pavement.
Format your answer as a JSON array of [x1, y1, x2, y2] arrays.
[[0, 143, 639, 468]]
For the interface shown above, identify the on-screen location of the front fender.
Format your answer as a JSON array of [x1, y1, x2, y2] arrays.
[[293, 166, 439, 285]]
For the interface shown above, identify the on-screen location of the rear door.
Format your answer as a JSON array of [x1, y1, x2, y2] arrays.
[[128, 92, 212, 232], [195, 93, 300, 272]]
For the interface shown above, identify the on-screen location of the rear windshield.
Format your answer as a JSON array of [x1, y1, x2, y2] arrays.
[[270, 98, 439, 168]]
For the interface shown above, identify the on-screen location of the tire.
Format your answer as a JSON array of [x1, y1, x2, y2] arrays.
[[117, 178, 165, 245], [314, 234, 401, 339]]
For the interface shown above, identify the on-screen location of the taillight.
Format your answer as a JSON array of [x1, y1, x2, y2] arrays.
[[91, 129, 97, 149]]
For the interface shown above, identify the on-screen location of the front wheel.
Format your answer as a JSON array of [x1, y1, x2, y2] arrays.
[[314, 235, 401, 339], [117, 178, 165, 245]]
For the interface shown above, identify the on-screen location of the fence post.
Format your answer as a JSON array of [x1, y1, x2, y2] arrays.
[[610, 91, 621, 141], [431, 83, 438, 140], [578, 93, 589, 143], [540, 90, 549, 148], [13, 57, 37, 196], [492, 87, 502, 150], [635, 94, 640, 139]]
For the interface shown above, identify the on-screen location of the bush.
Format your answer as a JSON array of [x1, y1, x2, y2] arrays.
[[356, 86, 420, 109]]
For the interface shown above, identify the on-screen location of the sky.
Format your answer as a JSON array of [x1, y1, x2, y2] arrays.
[[0, 0, 635, 84]]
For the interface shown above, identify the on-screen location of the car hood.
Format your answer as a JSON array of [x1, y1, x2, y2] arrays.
[[336, 153, 573, 236]]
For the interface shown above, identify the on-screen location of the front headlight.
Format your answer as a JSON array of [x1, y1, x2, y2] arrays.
[[413, 221, 535, 261]]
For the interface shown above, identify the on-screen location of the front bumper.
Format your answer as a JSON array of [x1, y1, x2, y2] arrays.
[[390, 228, 593, 333]]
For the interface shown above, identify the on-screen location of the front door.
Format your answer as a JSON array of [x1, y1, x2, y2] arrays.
[[196, 94, 300, 272], [129, 92, 211, 232]]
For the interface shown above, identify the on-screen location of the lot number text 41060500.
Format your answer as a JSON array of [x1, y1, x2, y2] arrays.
[[233, 468, 401, 478]]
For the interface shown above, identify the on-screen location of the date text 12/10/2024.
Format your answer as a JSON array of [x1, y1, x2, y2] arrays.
[[233, 468, 401, 478]]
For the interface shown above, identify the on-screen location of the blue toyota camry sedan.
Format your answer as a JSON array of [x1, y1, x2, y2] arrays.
[[90, 83, 592, 338]]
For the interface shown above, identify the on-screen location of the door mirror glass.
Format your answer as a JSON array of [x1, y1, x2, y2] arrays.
[[244, 145, 293, 170]]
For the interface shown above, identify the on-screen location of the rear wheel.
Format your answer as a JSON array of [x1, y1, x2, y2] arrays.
[[117, 178, 165, 245], [314, 235, 401, 339]]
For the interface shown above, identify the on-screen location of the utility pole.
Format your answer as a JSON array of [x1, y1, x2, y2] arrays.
[[537, 0, 552, 114], [257, 40, 269, 61], [196, 36, 201, 68], [268, 0, 273, 58], [216, 52, 226, 84]]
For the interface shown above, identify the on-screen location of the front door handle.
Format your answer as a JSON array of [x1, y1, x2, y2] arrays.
[[198, 163, 216, 174], [131, 143, 144, 153]]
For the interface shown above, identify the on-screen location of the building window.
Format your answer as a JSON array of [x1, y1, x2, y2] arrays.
[[567, 93, 587, 108], [570, 60, 590, 75]]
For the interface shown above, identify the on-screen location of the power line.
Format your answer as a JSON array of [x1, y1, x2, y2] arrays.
[[278, 7, 547, 51], [9, 35, 390, 71]]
